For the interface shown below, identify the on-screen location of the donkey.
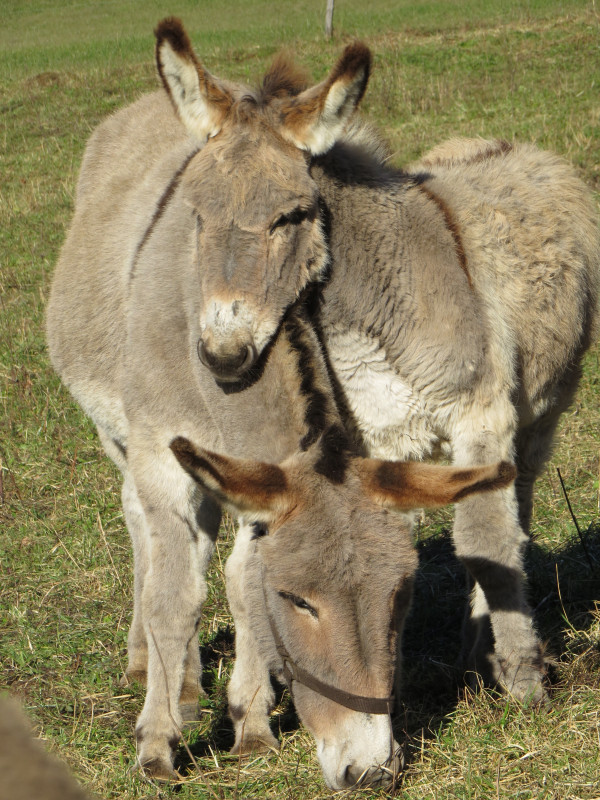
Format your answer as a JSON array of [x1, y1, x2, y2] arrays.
[[133, 20, 600, 707], [0, 696, 94, 800], [45, 20, 516, 789]]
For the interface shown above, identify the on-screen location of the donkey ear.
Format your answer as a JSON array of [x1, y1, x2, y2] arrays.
[[277, 42, 371, 155], [358, 459, 516, 510], [155, 18, 233, 143], [170, 436, 290, 519]]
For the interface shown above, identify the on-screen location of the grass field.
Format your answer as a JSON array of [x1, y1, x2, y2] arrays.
[[1, 1, 600, 798]]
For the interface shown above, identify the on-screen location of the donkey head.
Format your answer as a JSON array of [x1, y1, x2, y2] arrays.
[[171, 434, 515, 790], [155, 19, 371, 381]]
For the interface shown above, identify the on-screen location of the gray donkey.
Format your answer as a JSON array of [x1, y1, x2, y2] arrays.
[[45, 19, 515, 790], [128, 21, 598, 707]]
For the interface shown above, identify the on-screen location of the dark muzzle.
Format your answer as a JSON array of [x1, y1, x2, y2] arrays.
[[197, 338, 257, 382]]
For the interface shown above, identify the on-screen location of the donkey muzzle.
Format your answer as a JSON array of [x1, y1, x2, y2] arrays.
[[340, 754, 402, 790], [197, 337, 257, 382]]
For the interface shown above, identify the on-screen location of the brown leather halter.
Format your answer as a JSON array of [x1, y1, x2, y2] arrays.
[[263, 584, 395, 715]]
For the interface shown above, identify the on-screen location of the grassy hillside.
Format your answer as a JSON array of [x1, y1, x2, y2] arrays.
[[1, 1, 599, 798]]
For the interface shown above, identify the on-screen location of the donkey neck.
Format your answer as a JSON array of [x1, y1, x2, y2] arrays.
[[311, 148, 485, 375], [192, 301, 348, 466], [311, 152, 419, 341]]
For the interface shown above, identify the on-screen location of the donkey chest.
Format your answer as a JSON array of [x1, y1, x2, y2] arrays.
[[326, 328, 442, 460]]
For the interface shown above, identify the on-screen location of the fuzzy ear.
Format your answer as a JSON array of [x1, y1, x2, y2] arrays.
[[358, 459, 516, 510], [170, 436, 290, 518], [155, 17, 233, 143], [277, 41, 371, 155]]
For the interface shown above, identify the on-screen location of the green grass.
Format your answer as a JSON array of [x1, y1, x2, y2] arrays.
[[1, 1, 600, 798]]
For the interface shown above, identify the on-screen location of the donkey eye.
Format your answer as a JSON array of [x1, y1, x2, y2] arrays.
[[251, 522, 268, 539], [269, 216, 286, 235], [279, 591, 318, 618], [269, 207, 311, 236]]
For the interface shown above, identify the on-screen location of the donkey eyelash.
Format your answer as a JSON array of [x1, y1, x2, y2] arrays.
[[278, 591, 318, 618], [269, 207, 313, 235]]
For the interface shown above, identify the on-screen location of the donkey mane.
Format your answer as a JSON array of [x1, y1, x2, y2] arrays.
[[316, 123, 421, 189], [284, 308, 337, 450], [228, 54, 310, 113], [282, 307, 355, 483], [312, 423, 352, 485], [259, 53, 310, 102]]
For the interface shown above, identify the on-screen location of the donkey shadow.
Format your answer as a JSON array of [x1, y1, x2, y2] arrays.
[[177, 519, 600, 776], [397, 517, 600, 769]]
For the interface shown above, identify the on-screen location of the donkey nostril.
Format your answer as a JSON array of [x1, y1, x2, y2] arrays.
[[239, 342, 257, 371], [343, 765, 355, 787], [343, 764, 365, 788], [197, 339, 215, 369], [343, 763, 395, 789]]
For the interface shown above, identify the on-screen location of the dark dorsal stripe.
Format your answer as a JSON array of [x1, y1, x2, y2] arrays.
[[129, 147, 200, 285], [418, 139, 512, 170], [417, 182, 472, 289]]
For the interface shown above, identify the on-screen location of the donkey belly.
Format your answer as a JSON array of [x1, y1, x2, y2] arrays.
[[327, 327, 441, 460]]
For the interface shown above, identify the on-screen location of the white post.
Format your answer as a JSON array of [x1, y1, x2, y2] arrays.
[[325, 0, 335, 39]]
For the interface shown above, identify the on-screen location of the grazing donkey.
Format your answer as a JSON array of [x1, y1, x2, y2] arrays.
[[46, 19, 515, 790], [130, 21, 599, 707]]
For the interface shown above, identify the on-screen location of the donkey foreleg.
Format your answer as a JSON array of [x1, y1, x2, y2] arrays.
[[451, 433, 545, 704], [119, 473, 150, 685], [119, 473, 209, 711], [131, 457, 219, 779], [225, 522, 280, 755], [96, 428, 150, 686]]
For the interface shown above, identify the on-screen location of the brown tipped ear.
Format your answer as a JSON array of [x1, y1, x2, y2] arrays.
[[358, 459, 517, 510], [155, 17, 233, 143], [170, 436, 290, 518], [277, 41, 371, 155]]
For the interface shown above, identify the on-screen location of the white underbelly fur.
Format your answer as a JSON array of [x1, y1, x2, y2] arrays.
[[326, 327, 441, 460]]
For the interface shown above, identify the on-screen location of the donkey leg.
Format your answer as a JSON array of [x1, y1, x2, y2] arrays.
[[225, 522, 279, 755], [179, 495, 221, 723], [452, 428, 545, 703], [131, 452, 219, 780], [96, 427, 150, 686], [99, 443, 203, 713], [120, 473, 150, 686], [515, 403, 570, 535], [454, 489, 545, 702]]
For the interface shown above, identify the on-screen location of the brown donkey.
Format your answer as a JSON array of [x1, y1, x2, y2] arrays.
[[46, 21, 515, 789], [138, 19, 598, 704]]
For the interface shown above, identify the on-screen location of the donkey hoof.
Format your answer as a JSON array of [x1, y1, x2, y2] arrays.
[[119, 668, 147, 688], [138, 758, 182, 783], [230, 734, 280, 757]]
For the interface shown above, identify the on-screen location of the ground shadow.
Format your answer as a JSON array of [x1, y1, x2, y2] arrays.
[[396, 517, 600, 774]]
